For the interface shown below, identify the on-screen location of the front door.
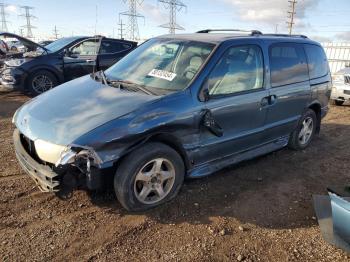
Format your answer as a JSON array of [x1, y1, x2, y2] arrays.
[[199, 44, 269, 164], [63, 38, 100, 81]]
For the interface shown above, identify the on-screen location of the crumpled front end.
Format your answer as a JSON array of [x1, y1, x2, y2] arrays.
[[13, 128, 106, 193]]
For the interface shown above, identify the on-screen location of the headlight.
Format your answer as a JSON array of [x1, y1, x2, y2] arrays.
[[332, 74, 344, 83], [5, 59, 25, 67], [55, 147, 102, 167]]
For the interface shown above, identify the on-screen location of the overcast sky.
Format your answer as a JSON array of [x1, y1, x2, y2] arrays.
[[3, 0, 350, 42]]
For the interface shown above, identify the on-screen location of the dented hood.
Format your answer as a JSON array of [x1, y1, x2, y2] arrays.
[[14, 75, 159, 145]]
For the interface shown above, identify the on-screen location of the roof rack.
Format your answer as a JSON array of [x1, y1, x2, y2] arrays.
[[263, 33, 308, 38], [196, 29, 262, 36]]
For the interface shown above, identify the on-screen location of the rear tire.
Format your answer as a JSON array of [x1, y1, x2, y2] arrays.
[[114, 142, 185, 211], [27, 70, 58, 96], [332, 100, 344, 106], [288, 109, 317, 150]]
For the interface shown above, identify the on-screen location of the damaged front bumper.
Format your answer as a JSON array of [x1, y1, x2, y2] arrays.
[[13, 128, 107, 193], [13, 128, 60, 192]]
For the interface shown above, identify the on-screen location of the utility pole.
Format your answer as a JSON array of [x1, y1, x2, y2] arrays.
[[0, 3, 8, 32], [286, 0, 297, 35], [20, 6, 36, 38], [158, 0, 186, 34], [119, 0, 145, 41], [53, 25, 59, 39], [19, 28, 24, 36], [118, 19, 125, 39]]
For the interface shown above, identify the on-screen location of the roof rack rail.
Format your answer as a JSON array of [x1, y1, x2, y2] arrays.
[[196, 29, 262, 36], [263, 33, 308, 38]]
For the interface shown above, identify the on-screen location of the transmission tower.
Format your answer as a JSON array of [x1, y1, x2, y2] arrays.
[[119, 0, 144, 41], [118, 19, 125, 39], [286, 0, 297, 35], [53, 25, 59, 39], [0, 3, 8, 32], [20, 6, 36, 38], [159, 0, 186, 34]]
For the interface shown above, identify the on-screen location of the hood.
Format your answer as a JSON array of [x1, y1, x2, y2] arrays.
[[336, 67, 350, 76], [14, 75, 159, 145], [0, 32, 47, 52]]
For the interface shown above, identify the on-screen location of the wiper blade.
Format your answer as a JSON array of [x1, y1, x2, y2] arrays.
[[106, 79, 155, 95]]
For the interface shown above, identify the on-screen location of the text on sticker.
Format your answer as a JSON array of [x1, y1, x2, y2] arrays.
[[148, 69, 177, 81]]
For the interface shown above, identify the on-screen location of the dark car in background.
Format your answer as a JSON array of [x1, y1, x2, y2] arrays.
[[1, 35, 137, 94], [12, 30, 331, 211]]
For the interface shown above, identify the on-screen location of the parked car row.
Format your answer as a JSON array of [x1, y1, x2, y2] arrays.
[[0, 32, 137, 95], [12, 29, 332, 211]]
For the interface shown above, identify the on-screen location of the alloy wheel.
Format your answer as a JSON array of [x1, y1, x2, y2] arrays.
[[134, 158, 175, 205], [298, 117, 313, 145], [32, 75, 54, 94]]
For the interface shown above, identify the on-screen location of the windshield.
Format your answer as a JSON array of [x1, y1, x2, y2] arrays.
[[45, 37, 80, 53], [105, 38, 215, 93]]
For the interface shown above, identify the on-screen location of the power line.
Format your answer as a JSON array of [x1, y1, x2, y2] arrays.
[[0, 3, 8, 32], [158, 0, 186, 34], [20, 6, 36, 38], [286, 0, 297, 35], [119, 0, 145, 41]]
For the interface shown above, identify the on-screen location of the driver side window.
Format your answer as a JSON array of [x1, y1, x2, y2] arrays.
[[208, 45, 264, 96], [70, 39, 99, 56]]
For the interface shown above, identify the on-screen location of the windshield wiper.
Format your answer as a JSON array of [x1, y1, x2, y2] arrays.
[[91, 71, 156, 95], [106, 78, 156, 95]]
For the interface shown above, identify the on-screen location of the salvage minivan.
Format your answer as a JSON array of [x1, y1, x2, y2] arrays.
[[13, 30, 331, 211]]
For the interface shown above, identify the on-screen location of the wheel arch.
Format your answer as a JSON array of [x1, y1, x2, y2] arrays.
[[26, 66, 62, 87], [112, 132, 191, 174], [307, 101, 322, 133]]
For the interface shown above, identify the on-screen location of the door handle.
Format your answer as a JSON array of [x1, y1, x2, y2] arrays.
[[261, 95, 277, 107], [86, 59, 95, 63]]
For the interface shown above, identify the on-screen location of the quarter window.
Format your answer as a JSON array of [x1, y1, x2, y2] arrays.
[[269, 43, 309, 87], [304, 44, 328, 79], [208, 45, 264, 96]]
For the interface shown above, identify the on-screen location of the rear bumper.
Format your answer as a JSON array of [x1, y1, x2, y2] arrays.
[[13, 128, 60, 192]]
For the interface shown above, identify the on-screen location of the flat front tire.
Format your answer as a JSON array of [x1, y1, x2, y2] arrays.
[[114, 142, 185, 211], [288, 109, 317, 150]]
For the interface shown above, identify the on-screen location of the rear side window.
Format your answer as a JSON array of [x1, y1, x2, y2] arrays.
[[269, 43, 309, 87], [304, 44, 328, 79], [100, 40, 132, 54]]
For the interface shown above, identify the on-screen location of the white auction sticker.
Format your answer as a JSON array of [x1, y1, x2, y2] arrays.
[[148, 69, 177, 81]]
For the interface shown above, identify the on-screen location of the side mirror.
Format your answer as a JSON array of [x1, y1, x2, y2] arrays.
[[199, 78, 210, 102]]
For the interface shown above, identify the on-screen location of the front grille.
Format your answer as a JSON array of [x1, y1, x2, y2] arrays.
[[19, 133, 42, 164], [345, 75, 350, 84]]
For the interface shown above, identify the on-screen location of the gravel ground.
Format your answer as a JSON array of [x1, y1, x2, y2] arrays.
[[0, 89, 350, 261]]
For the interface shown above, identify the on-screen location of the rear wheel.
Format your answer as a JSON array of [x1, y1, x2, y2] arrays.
[[114, 142, 185, 211], [288, 109, 317, 150], [27, 70, 58, 95]]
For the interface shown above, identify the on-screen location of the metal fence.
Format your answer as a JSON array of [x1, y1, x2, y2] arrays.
[[322, 42, 350, 74]]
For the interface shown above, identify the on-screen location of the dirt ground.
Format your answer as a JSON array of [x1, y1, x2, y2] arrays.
[[0, 88, 350, 262]]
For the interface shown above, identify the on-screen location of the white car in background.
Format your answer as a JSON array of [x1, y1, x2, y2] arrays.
[[331, 67, 350, 106]]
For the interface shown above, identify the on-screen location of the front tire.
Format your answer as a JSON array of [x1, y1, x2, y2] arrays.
[[114, 142, 185, 211], [27, 70, 58, 96], [288, 109, 317, 150]]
